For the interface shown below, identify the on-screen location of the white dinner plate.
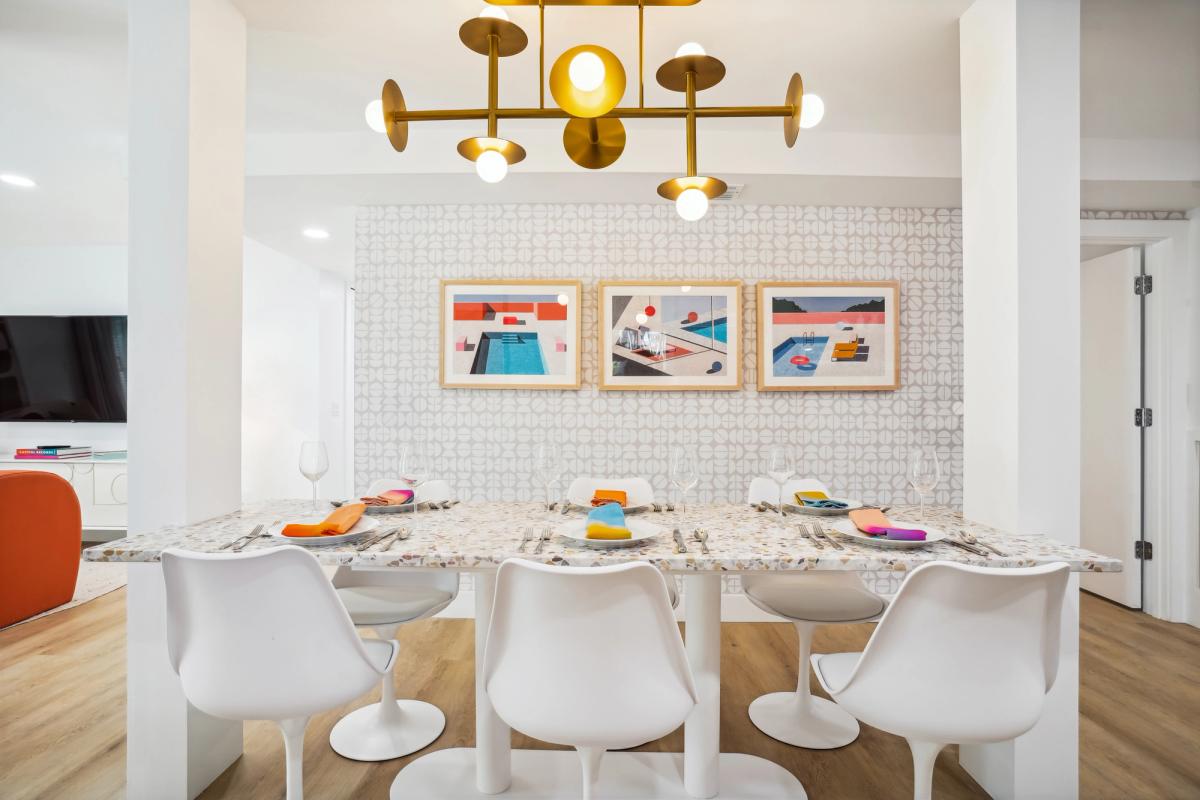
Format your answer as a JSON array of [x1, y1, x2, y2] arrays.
[[269, 515, 379, 547], [829, 519, 948, 549], [555, 518, 665, 549], [783, 497, 864, 516]]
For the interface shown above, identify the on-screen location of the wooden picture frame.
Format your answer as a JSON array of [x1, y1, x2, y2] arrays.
[[756, 281, 901, 391], [439, 279, 582, 390], [598, 280, 743, 391]]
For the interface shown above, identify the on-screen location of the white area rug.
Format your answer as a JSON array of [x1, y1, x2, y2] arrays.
[[2, 559, 128, 629]]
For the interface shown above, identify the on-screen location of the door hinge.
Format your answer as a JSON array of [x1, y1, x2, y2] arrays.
[[1134, 540, 1153, 560], [1134, 275, 1153, 295], [1134, 408, 1153, 427]]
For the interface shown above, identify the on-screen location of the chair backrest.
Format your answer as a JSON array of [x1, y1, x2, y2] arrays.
[[364, 477, 452, 505], [828, 561, 1070, 741], [565, 476, 655, 508], [0, 470, 83, 627], [746, 476, 831, 505], [483, 559, 696, 745], [162, 546, 385, 721]]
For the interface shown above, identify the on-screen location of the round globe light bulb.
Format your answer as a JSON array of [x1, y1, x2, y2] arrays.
[[556, 293, 569, 306], [635, 313, 649, 325], [675, 188, 709, 221], [675, 42, 706, 58], [364, 99, 386, 133], [475, 149, 509, 183], [568, 51, 606, 92], [478, 6, 508, 20], [799, 93, 825, 129]]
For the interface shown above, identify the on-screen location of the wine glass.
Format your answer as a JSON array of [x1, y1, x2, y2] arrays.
[[669, 448, 699, 514], [532, 442, 563, 512], [400, 452, 429, 528], [299, 441, 329, 511], [766, 445, 794, 522], [908, 448, 942, 522]]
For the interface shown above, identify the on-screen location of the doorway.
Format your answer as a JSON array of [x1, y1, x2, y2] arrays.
[[1080, 245, 1145, 608]]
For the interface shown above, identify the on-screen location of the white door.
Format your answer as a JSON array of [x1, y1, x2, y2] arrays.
[[1080, 247, 1142, 607]]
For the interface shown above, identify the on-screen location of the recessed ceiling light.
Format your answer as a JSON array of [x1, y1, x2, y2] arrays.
[[0, 173, 37, 188], [302, 227, 331, 240]]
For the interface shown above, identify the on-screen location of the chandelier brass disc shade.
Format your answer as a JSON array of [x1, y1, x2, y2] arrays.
[[457, 136, 527, 165], [655, 54, 726, 92], [563, 117, 626, 169], [656, 175, 728, 201], [382, 79, 409, 153], [459, 15, 529, 56], [783, 72, 804, 148], [550, 44, 627, 118]]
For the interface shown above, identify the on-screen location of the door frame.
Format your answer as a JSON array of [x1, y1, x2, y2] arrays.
[[1082, 218, 1196, 624]]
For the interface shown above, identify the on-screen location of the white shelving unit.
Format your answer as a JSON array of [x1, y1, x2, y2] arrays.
[[0, 455, 127, 541]]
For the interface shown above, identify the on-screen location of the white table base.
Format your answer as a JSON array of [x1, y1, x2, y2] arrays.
[[388, 749, 808, 799]]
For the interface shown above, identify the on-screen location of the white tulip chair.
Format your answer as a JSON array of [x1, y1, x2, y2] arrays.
[[812, 561, 1071, 800], [162, 546, 395, 800], [741, 477, 887, 749], [483, 559, 697, 800], [327, 478, 458, 761]]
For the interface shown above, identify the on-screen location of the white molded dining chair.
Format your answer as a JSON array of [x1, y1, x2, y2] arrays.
[[812, 561, 1070, 800], [162, 546, 394, 800], [326, 478, 458, 761], [483, 559, 697, 800], [741, 477, 887, 749], [565, 476, 655, 509]]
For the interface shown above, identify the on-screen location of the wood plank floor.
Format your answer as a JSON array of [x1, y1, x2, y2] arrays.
[[1, 590, 1197, 799]]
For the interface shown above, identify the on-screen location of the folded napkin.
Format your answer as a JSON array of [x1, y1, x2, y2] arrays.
[[793, 490, 849, 510], [591, 489, 628, 508], [586, 503, 632, 540], [847, 508, 926, 541], [361, 489, 414, 507], [282, 503, 365, 538]]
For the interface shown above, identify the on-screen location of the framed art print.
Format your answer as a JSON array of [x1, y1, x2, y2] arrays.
[[756, 281, 900, 391], [598, 280, 742, 391], [440, 280, 582, 389]]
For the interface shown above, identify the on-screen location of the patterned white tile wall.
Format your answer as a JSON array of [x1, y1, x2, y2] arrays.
[[355, 204, 963, 514]]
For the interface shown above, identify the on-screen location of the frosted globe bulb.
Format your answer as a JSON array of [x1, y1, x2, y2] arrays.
[[478, 6, 508, 20], [364, 99, 386, 133], [799, 93, 825, 129], [568, 51, 606, 92], [675, 188, 708, 221], [475, 149, 508, 183], [675, 42, 706, 58]]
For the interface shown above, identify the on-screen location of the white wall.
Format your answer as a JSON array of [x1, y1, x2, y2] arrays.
[[0, 245, 129, 452], [242, 238, 352, 502]]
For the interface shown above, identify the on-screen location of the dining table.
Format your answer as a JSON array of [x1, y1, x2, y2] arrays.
[[84, 500, 1121, 800]]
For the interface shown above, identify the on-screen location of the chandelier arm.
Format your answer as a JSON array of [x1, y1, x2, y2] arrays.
[[539, 0, 546, 109], [390, 105, 793, 123], [638, 0, 645, 108], [685, 71, 697, 176], [488, 35, 500, 137]]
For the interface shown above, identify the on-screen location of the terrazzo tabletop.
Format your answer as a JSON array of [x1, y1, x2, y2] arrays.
[[83, 501, 1122, 574]]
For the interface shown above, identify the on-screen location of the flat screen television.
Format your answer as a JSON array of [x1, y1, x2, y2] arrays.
[[0, 316, 128, 422]]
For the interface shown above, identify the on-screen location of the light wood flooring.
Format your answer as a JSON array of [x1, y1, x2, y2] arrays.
[[1, 590, 1197, 799]]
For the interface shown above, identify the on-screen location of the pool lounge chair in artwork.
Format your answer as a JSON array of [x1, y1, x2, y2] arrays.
[[831, 337, 860, 361]]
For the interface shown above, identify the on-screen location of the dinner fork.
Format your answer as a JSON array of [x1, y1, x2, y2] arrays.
[[516, 527, 535, 552], [799, 522, 824, 550], [533, 527, 553, 555], [691, 529, 711, 554], [959, 529, 1007, 556], [220, 524, 264, 551], [812, 522, 844, 551]]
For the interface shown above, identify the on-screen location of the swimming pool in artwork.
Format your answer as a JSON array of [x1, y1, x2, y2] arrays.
[[682, 317, 728, 344], [772, 336, 829, 375], [480, 332, 547, 375]]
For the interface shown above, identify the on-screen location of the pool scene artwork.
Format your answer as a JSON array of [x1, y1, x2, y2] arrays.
[[758, 282, 900, 391], [441, 281, 581, 389], [600, 281, 742, 391]]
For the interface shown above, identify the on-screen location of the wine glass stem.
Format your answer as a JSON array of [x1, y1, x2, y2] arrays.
[[919, 493, 926, 522], [311, 480, 318, 511]]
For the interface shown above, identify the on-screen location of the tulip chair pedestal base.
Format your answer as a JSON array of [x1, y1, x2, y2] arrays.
[[388, 748, 807, 799], [748, 692, 860, 750], [329, 698, 446, 762]]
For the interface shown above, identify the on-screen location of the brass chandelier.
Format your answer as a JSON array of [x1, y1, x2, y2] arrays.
[[376, 0, 824, 221]]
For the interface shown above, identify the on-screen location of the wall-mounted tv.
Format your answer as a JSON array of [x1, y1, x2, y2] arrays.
[[0, 316, 128, 422]]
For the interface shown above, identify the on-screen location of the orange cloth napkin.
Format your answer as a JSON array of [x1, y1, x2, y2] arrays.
[[591, 489, 628, 508], [282, 503, 365, 537], [848, 508, 891, 534]]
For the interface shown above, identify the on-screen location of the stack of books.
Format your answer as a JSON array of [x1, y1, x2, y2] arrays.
[[13, 446, 93, 460]]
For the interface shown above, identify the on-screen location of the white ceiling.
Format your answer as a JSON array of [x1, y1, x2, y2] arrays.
[[2, 0, 1198, 270]]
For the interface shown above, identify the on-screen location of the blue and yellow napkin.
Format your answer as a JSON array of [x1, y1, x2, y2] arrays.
[[586, 503, 632, 540], [793, 490, 849, 510]]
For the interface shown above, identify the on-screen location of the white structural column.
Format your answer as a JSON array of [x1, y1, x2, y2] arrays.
[[127, 0, 247, 797], [959, 1, 1081, 798]]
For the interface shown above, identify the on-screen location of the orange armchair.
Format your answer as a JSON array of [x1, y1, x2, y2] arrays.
[[0, 470, 82, 627]]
